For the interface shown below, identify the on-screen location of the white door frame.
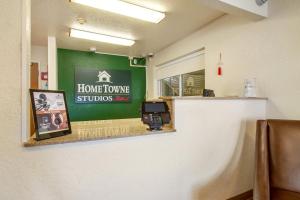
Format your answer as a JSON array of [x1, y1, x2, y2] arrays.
[[21, 0, 31, 142]]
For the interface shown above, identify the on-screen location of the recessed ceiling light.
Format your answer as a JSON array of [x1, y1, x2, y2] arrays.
[[70, 0, 165, 23], [69, 29, 135, 46]]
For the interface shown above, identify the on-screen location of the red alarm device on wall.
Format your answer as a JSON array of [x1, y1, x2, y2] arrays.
[[41, 72, 48, 80], [217, 53, 223, 76]]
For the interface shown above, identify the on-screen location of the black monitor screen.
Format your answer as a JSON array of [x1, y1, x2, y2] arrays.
[[144, 102, 166, 113]]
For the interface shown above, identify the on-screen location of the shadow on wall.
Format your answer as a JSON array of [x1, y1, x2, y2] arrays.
[[192, 120, 256, 200], [266, 98, 288, 119]]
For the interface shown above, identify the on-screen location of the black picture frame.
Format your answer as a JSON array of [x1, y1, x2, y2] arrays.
[[30, 89, 72, 141]]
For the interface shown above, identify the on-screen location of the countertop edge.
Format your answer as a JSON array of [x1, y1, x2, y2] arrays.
[[23, 128, 176, 147], [159, 96, 268, 100]]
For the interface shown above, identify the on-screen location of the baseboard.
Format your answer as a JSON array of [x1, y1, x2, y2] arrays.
[[227, 190, 253, 200]]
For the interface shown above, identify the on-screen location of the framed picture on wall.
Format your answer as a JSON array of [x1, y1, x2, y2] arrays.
[[30, 89, 72, 140]]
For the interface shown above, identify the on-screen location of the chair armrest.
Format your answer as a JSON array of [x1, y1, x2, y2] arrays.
[[254, 120, 270, 200]]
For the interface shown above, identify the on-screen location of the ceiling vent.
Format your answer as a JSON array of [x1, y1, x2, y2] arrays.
[[256, 0, 268, 6]]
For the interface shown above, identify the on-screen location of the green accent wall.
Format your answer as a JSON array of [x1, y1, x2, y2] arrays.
[[57, 48, 146, 121]]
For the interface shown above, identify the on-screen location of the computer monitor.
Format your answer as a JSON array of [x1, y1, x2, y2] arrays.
[[143, 102, 167, 113]]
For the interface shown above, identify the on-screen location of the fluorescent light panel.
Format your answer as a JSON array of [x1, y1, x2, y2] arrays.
[[70, 0, 165, 23], [70, 29, 135, 46]]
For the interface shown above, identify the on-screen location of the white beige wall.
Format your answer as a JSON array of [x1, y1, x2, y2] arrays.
[[149, 0, 300, 119], [31, 45, 48, 89], [0, 1, 265, 199], [0, 0, 295, 199]]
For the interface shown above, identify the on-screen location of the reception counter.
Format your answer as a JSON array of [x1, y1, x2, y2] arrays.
[[24, 118, 176, 147], [24, 97, 266, 148], [23, 96, 267, 199], [164, 96, 267, 199]]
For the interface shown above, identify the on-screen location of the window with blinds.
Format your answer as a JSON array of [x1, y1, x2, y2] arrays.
[[160, 75, 180, 96], [182, 70, 205, 96], [160, 69, 205, 97], [155, 48, 205, 97]]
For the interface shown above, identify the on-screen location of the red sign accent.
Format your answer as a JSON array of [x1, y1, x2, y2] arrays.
[[114, 96, 129, 101]]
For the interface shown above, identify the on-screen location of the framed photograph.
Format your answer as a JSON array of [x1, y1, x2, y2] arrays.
[[30, 89, 72, 140]]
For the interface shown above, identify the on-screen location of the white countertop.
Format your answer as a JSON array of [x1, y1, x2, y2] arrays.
[[160, 96, 268, 100]]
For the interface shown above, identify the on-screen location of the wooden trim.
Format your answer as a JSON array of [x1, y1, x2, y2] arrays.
[[227, 190, 253, 200]]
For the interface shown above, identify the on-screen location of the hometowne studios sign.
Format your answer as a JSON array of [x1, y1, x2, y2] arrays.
[[75, 67, 132, 103]]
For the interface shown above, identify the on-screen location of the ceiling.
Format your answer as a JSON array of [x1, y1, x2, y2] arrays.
[[31, 0, 224, 56]]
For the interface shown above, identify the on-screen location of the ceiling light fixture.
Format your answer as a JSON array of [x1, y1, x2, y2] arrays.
[[69, 29, 135, 46], [70, 0, 165, 23]]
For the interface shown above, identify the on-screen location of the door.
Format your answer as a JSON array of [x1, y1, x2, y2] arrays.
[[31, 63, 39, 89]]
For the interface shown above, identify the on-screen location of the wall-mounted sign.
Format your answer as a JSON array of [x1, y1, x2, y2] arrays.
[[130, 57, 147, 67], [75, 67, 132, 103]]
